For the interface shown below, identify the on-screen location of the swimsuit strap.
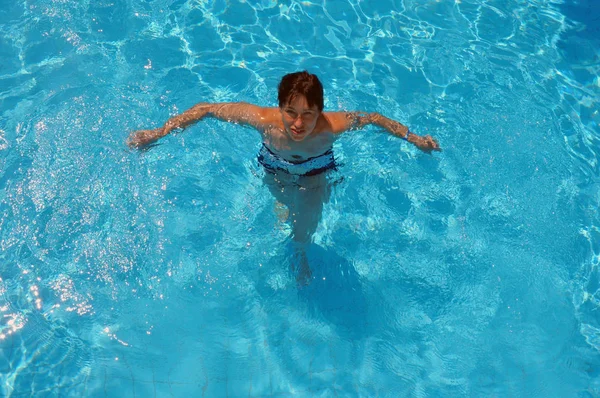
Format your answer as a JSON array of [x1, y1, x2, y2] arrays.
[[261, 144, 333, 165]]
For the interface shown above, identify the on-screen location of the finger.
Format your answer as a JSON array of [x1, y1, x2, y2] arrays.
[[426, 139, 441, 152], [126, 134, 137, 146], [127, 139, 140, 149]]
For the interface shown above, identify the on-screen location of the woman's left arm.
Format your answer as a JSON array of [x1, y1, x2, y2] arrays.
[[325, 111, 441, 153]]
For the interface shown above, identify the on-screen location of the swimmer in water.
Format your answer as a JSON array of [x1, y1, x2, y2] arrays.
[[127, 71, 440, 283]]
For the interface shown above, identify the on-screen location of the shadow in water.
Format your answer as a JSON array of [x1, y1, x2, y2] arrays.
[[556, 0, 600, 84], [291, 242, 370, 340], [559, 0, 600, 41]]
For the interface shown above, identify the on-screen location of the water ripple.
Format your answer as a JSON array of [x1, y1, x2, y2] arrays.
[[1, 0, 599, 396]]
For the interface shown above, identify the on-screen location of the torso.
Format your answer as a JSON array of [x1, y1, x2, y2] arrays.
[[259, 109, 337, 163]]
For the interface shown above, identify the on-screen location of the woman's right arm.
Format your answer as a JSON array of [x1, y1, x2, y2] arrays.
[[127, 102, 271, 148]]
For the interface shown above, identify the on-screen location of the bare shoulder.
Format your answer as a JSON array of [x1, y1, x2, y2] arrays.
[[258, 106, 281, 121], [252, 106, 281, 131], [321, 111, 368, 134], [214, 103, 280, 130]]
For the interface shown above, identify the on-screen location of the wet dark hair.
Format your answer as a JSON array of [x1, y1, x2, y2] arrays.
[[278, 71, 324, 111]]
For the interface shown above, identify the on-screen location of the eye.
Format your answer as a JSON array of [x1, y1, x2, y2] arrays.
[[286, 109, 298, 118]]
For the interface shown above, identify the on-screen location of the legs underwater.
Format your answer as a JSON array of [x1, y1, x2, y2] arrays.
[[263, 172, 332, 284]]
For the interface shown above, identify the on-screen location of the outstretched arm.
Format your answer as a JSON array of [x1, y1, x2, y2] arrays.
[[127, 102, 270, 148], [326, 111, 441, 153]]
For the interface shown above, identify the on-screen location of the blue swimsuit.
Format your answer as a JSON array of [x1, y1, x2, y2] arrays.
[[258, 144, 337, 177]]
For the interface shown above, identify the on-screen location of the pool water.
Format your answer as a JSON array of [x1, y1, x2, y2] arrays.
[[1, 0, 599, 396]]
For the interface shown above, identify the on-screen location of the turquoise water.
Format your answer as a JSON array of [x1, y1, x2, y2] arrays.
[[1, 0, 599, 396]]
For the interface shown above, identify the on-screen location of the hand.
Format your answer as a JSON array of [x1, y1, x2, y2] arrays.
[[126, 128, 165, 148], [413, 134, 441, 153]]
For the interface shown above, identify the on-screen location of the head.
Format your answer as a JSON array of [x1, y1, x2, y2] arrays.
[[278, 71, 324, 141]]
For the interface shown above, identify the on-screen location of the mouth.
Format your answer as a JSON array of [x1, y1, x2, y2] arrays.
[[291, 129, 304, 136]]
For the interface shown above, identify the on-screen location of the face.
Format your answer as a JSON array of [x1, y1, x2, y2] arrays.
[[280, 95, 320, 142]]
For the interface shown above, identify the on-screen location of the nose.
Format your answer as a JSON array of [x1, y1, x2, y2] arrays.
[[293, 115, 304, 127]]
